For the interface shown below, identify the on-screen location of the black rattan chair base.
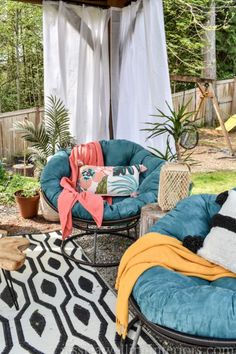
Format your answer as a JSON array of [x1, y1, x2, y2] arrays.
[[41, 190, 140, 267], [61, 215, 139, 267], [120, 296, 236, 353]]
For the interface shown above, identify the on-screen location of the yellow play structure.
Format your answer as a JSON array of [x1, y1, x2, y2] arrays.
[[216, 114, 236, 133]]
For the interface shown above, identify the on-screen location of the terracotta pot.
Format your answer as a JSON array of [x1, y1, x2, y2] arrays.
[[14, 191, 40, 219]]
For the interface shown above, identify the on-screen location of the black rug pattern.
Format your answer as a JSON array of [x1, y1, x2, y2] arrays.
[[0, 232, 161, 354]]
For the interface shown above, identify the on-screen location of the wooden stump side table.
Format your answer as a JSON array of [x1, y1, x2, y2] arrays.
[[139, 203, 167, 238]]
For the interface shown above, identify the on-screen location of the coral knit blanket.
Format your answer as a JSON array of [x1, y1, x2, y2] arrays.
[[115, 232, 236, 339], [58, 142, 109, 239]]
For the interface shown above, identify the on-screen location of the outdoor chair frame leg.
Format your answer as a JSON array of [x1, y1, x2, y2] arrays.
[[61, 215, 140, 268], [130, 321, 143, 354], [2, 269, 19, 310], [120, 316, 143, 354], [93, 231, 98, 264]]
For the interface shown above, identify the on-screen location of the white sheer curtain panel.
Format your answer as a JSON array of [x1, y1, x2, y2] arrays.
[[113, 0, 173, 153], [43, 1, 110, 143]]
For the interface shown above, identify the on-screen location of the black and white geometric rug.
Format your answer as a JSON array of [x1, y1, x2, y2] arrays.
[[0, 232, 162, 354]]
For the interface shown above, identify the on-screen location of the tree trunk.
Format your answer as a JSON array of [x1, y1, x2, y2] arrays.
[[202, 0, 216, 126], [175, 141, 182, 161], [15, 9, 21, 110]]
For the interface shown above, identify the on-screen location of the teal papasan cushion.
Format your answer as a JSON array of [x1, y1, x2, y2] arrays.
[[40, 139, 165, 221], [133, 194, 236, 339]]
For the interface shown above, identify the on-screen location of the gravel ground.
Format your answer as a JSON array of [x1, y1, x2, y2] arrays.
[[191, 129, 236, 173], [74, 232, 132, 287], [0, 206, 61, 235]]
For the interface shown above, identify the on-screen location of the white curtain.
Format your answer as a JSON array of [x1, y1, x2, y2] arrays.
[[113, 0, 173, 153], [43, 0, 172, 151], [43, 1, 110, 143]]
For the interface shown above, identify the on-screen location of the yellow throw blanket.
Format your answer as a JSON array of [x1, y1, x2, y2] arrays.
[[115, 232, 236, 338]]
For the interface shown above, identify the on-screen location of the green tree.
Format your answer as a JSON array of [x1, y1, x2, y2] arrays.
[[164, 0, 207, 77], [0, 0, 43, 112], [0, 0, 235, 114], [216, 7, 236, 79], [164, 0, 236, 80]]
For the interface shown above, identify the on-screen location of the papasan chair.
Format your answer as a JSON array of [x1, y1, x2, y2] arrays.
[[40, 139, 165, 267], [121, 192, 236, 352]]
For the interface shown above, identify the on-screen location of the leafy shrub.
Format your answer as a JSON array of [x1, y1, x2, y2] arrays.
[[0, 161, 8, 184], [0, 174, 39, 205], [15, 182, 39, 198]]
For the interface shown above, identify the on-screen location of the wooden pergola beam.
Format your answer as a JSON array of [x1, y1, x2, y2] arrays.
[[107, 0, 131, 6], [14, 0, 134, 7]]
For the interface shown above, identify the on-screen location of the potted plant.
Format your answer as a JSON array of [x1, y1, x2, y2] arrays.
[[13, 95, 74, 220], [14, 182, 40, 219], [142, 100, 199, 210], [142, 100, 199, 162], [13, 95, 74, 174]]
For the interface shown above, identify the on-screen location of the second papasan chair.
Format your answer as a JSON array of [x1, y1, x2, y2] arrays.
[[40, 139, 165, 266], [120, 191, 236, 353]]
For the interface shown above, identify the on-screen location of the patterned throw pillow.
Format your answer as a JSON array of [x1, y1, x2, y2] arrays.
[[197, 189, 236, 273], [78, 164, 147, 196]]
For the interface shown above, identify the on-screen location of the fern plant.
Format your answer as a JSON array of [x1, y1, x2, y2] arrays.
[[14, 96, 74, 170]]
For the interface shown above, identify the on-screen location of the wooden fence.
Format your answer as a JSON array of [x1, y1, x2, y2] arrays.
[[172, 77, 236, 126], [0, 107, 44, 160], [0, 77, 236, 159]]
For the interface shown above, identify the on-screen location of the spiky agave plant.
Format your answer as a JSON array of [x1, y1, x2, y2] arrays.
[[14, 95, 74, 170], [142, 100, 198, 162]]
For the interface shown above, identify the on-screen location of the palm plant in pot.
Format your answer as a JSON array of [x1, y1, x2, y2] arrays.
[[142, 100, 199, 211], [14, 95, 74, 174], [13, 95, 74, 221]]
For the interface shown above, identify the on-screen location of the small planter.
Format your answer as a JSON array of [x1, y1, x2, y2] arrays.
[[13, 163, 34, 177], [14, 190, 40, 219]]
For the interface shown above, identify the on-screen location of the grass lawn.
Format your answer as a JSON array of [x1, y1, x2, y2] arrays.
[[192, 170, 236, 195]]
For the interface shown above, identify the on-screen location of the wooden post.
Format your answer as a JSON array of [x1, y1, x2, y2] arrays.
[[231, 77, 236, 115], [202, 0, 216, 126], [210, 84, 234, 156], [23, 140, 27, 176], [23, 115, 29, 176], [35, 106, 40, 126], [194, 84, 207, 122], [108, 18, 114, 140], [194, 82, 234, 156]]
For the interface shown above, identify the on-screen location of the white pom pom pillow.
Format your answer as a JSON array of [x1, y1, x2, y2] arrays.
[[198, 189, 236, 273]]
